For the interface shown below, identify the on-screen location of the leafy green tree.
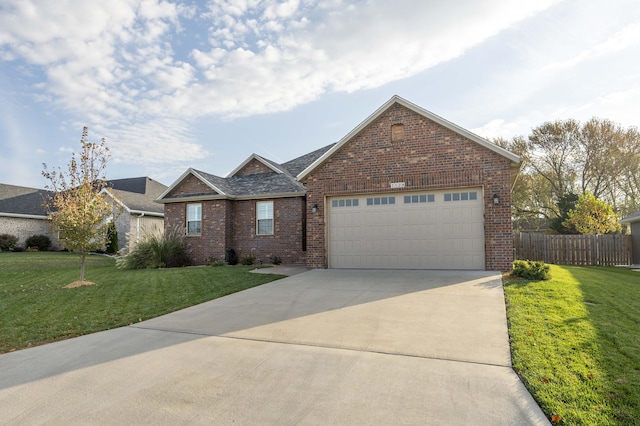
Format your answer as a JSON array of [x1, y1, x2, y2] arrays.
[[549, 192, 579, 234], [42, 127, 114, 283], [563, 192, 621, 235], [498, 117, 640, 229]]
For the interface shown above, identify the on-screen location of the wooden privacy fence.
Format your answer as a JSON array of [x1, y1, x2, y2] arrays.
[[513, 233, 633, 266]]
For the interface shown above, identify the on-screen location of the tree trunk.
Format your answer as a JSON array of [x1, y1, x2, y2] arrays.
[[79, 253, 86, 282]]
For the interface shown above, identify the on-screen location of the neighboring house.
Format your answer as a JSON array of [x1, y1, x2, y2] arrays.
[[621, 211, 640, 264], [0, 184, 60, 249], [0, 177, 166, 252], [101, 177, 168, 252], [159, 95, 521, 271]]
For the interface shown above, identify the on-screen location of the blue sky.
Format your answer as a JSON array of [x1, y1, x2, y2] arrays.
[[1, 0, 639, 188]]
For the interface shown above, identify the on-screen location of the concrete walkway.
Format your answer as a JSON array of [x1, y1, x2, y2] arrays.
[[0, 270, 549, 425]]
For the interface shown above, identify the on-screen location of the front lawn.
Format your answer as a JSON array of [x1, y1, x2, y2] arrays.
[[0, 252, 285, 353], [504, 264, 640, 425]]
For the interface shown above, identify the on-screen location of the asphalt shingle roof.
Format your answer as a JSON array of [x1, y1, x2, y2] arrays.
[[0, 184, 51, 216], [166, 144, 335, 200], [105, 177, 167, 214], [1, 178, 167, 217], [281, 143, 336, 176]]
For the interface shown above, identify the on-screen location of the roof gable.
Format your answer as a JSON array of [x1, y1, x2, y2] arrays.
[[297, 95, 522, 180], [157, 169, 228, 202], [227, 154, 284, 177]]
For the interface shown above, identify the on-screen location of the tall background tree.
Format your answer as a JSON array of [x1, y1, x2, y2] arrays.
[[42, 127, 113, 284], [497, 118, 640, 233]]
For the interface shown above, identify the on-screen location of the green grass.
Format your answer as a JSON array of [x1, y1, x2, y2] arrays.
[[504, 264, 640, 425], [0, 252, 285, 353]]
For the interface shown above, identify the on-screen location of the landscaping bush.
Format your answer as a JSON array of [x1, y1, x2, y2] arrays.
[[512, 260, 551, 281], [269, 255, 282, 265], [25, 235, 51, 252], [116, 229, 191, 269], [106, 221, 118, 254], [240, 253, 256, 265], [0, 234, 18, 252], [207, 257, 227, 267]]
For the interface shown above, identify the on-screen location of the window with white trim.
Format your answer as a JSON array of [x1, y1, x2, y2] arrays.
[[186, 203, 202, 236], [256, 201, 274, 235]]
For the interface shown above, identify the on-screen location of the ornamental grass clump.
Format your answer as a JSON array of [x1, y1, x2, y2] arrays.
[[117, 228, 190, 269]]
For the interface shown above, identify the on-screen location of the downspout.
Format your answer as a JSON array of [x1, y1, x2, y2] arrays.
[[136, 213, 145, 249]]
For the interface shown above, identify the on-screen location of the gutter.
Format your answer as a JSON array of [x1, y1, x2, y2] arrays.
[[157, 191, 306, 204], [0, 212, 49, 220]]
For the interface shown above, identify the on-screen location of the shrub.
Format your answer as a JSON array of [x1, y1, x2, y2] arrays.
[[106, 222, 118, 254], [240, 253, 256, 265], [512, 260, 551, 281], [269, 255, 282, 265], [25, 235, 51, 252], [0, 234, 18, 252], [116, 229, 191, 269], [207, 257, 227, 267]]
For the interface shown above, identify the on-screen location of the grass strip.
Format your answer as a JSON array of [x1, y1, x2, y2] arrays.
[[504, 265, 640, 425]]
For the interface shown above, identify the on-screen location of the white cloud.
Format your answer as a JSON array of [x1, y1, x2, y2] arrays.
[[0, 0, 562, 172], [542, 21, 640, 73]]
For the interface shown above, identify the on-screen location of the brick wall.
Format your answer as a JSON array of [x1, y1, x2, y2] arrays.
[[304, 103, 515, 271], [164, 183, 306, 265], [231, 197, 306, 265], [236, 159, 274, 176], [164, 200, 232, 265], [170, 174, 215, 196]]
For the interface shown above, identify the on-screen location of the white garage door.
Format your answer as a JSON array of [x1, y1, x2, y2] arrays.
[[328, 188, 485, 269]]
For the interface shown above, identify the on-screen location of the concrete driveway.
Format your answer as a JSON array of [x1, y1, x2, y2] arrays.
[[0, 269, 549, 425]]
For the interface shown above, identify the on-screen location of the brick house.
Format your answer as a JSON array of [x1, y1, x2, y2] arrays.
[[158, 96, 521, 270]]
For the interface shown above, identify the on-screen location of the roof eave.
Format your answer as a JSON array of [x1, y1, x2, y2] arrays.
[[0, 212, 49, 220], [157, 194, 230, 204], [621, 214, 640, 224], [158, 191, 306, 204], [128, 210, 164, 217], [233, 191, 306, 201]]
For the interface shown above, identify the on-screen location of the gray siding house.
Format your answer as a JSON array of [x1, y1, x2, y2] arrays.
[[621, 211, 640, 265]]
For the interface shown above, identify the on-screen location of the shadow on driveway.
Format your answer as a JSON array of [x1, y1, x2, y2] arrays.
[[0, 269, 549, 425], [0, 269, 505, 390]]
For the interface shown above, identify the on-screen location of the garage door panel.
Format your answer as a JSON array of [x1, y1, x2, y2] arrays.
[[328, 188, 484, 270]]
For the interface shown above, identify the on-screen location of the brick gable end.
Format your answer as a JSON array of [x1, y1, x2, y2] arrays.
[[304, 103, 514, 271]]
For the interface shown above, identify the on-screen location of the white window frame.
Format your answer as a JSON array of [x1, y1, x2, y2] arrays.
[[186, 203, 202, 236], [256, 201, 274, 235]]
